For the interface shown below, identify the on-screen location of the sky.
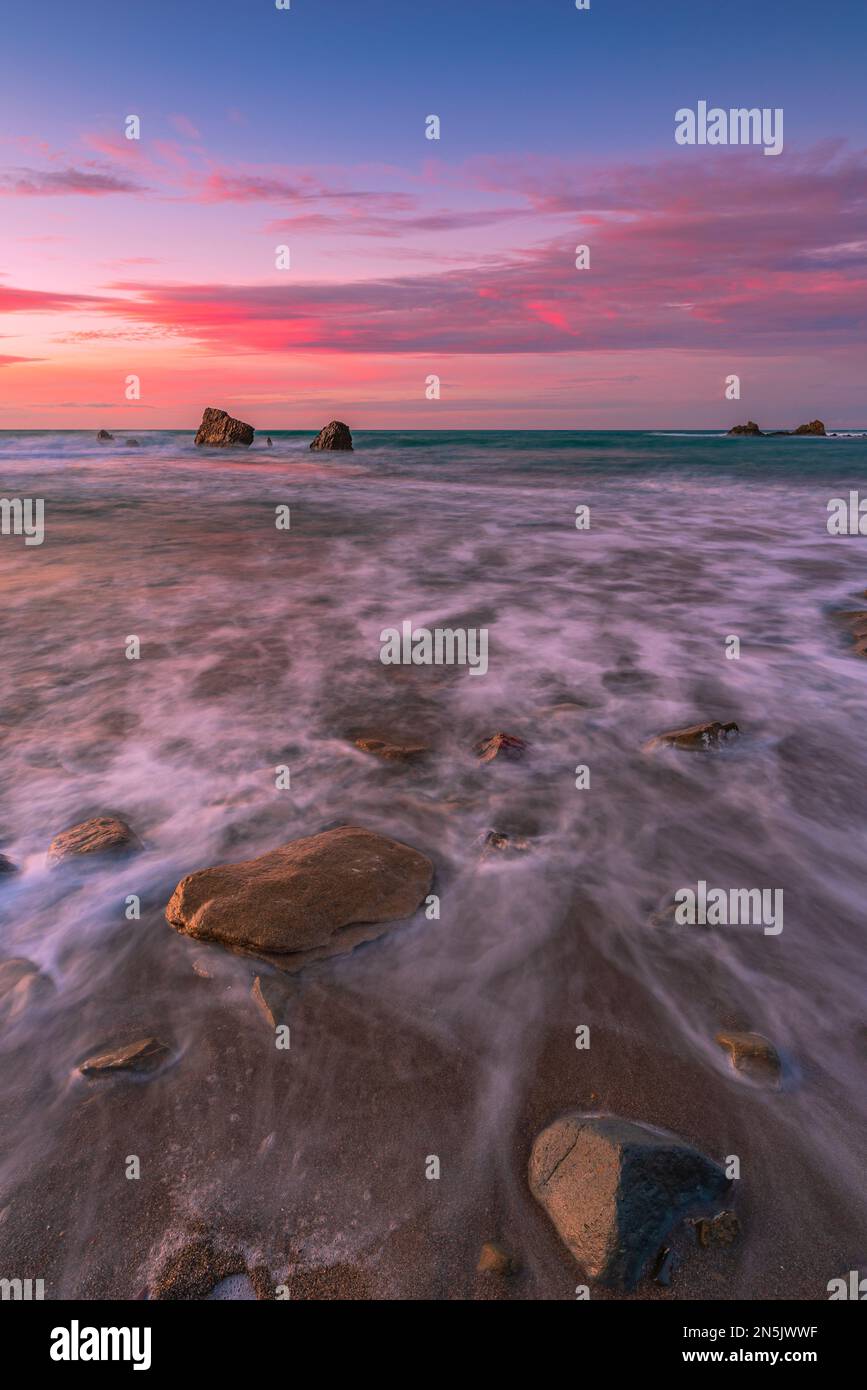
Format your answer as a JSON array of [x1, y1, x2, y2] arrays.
[[1, 0, 866, 429]]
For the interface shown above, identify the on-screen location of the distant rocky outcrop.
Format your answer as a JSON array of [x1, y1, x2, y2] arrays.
[[792, 419, 826, 435], [47, 816, 141, 864], [728, 421, 763, 435], [194, 407, 255, 448], [310, 420, 353, 451], [125, 438, 140, 447], [728, 418, 828, 437], [165, 825, 433, 972], [96, 429, 114, 441], [529, 1113, 730, 1290]]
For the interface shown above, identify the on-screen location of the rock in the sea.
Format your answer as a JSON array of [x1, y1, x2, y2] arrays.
[[0, 852, 17, 875], [251, 974, 292, 1029], [80, 1037, 170, 1076], [354, 736, 429, 763], [47, 816, 141, 864], [477, 1240, 518, 1275], [125, 438, 140, 447], [475, 731, 527, 763], [528, 1113, 729, 1290], [478, 829, 531, 857], [793, 419, 826, 435], [727, 421, 763, 436], [715, 1030, 781, 1085], [0, 958, 55, 1022], [194, 407, 255, 448], [309, 420, 353, 451], [836, 608, 867, 659], [96, 429, 114, 441], [695, 1210, 740, 1248], [166, 825, 433, 972], [643, 720, 739, 754]]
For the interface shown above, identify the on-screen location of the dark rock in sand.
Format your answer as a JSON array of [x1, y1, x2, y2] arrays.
[[715, 1030, 781, 1086], [529, 1113, 729, 1290], [653, 1245, 681, 1286], [96, 429, 114, 441], [80, 1037, 170, 1076], [727, 421, 763, 436], [165, 825, 433, 973], [47, 816, 141, 864], [150, 1236, 271, 1301], [310, 419, 353, 451], [793, 419, 826, 436], [643, 720, 739, 754], [0, 852, 17, 875], [354, 736, 429, 763], [0, 958, 55, 1022], [477, 1240, 518, 1275], [194, 406, 255, 448], [695, 1209, 740, 1249], [251, 974, 292, 1029], [475, 731, 527, 763]]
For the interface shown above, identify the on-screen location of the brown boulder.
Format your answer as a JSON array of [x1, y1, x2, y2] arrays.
[[793, 419, 826, 435], [642, 720, 739, 753], [165, 825, 433, 972], [194, 407, 255, 448], [529, 1113, 729, 1290], [310, 420, 353, 451], [475, 731, 527, 763], [48, 816, 141, 864], [727, 421, 763, 436]]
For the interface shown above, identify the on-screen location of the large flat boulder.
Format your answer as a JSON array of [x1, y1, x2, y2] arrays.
[[194, 407, 254, 448], [165, 825, 432, 971], [48, 816, 141, 864], [529, 1113, 729, 1290], [310, 420, 353, 451]]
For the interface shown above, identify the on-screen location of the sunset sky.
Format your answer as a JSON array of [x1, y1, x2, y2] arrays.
[[1, 0, 866, 429]]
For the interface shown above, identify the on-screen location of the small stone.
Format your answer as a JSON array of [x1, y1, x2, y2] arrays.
[[477, 1241, 517, 1275], [695, 1210, 740, 1248], [715, 1030, 781, 1085], [354, 737, 429, 763], [479, 829, 531, 857], [251, 974, 292, 1029], [48, 816, 141, 864], [643, 720, 739, 754], [80, 1037, 170, 1076], [475, 731, 527, 763], [310, 420, 353, 451]]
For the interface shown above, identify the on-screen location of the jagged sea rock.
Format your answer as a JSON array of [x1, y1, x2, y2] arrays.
[[310, 420, 353, 451], [793, 419, 826, 436], [642, 720, 739, 754], [47, 816, 141, 864], [475, 731, 527, 763], [80, 1037, 170, 1076], [96, 429, 114, 441], [194, 407, 255, 448], [727, 421, 763, 436], [529, 1113, 729, 1290], [166, 826, 433, 972]]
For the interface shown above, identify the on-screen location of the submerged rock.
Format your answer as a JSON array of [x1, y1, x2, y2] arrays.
[[165, 825, 433, 972], [310, 420, 353, 451], [528, 1113, 729, 1290], [695, 1210, 741, 1248], [96, 429, 114, 441], [836, 608, 867, 659], [47, 816, 141, 864], [475, 731, 527, 763], [478, 829, 531, 857], [727, 421, 763, 436], [715, 1030, 781, 1085], [194, 407, 255, 448], [0, 853, 17, 875], [477, 1241, 518, 1276], [354, 736, 429, 763], [0, 958, 55, 1022], [80, 1037, 170, 1076], [125, 438, 140, 447], [643, 720, 739, 753]]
